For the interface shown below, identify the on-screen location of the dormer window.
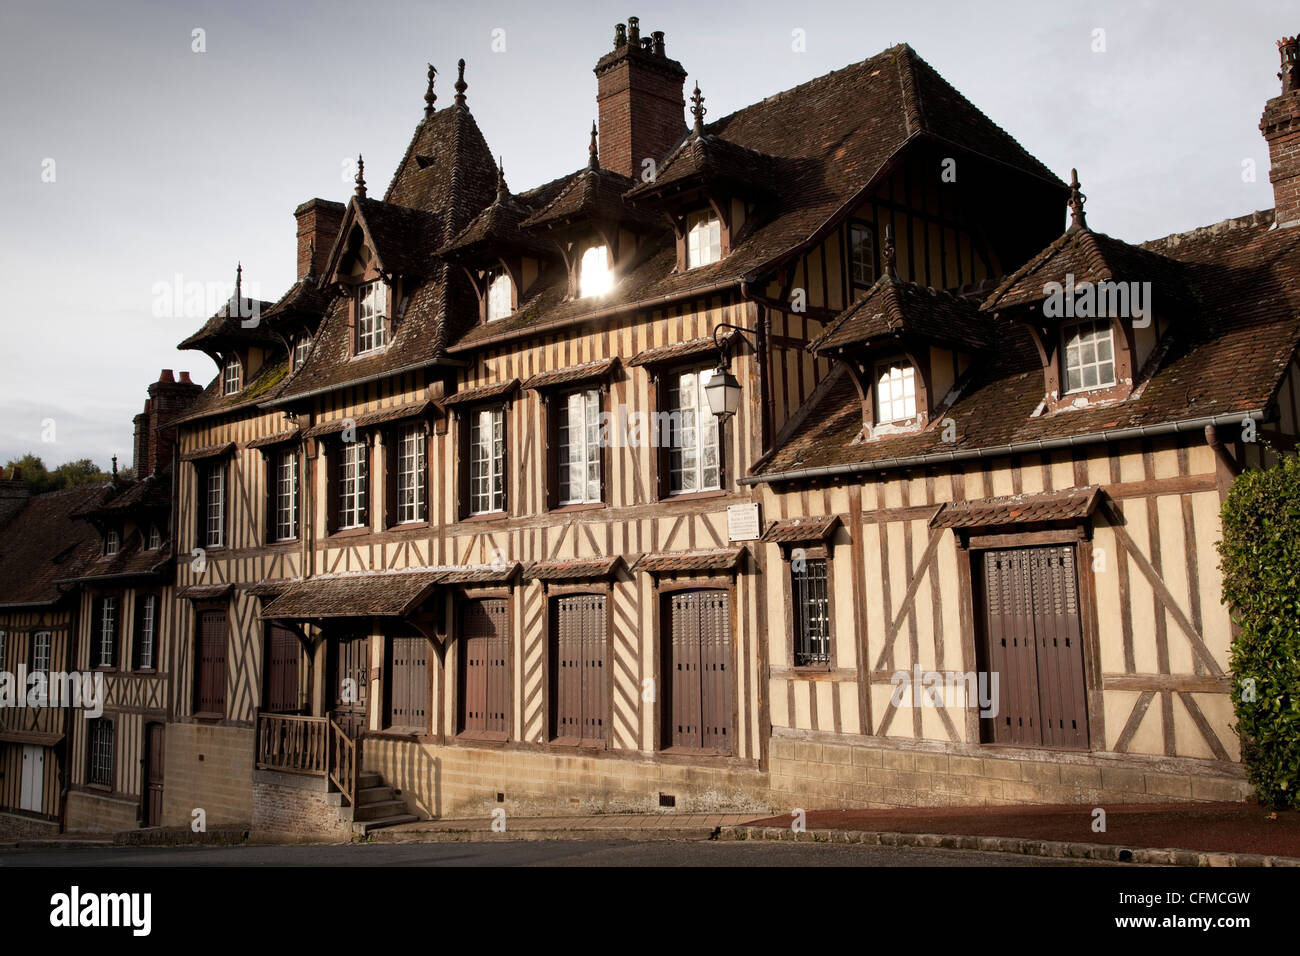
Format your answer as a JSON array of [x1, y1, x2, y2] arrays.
[[293, 335, 311, 371], [1062, 319, 1116, 393], [579, 245, 613, 298], [147, 524, 161, 550], [874, 360, 917, 424], [686, 210, 722, 268], [357, 280, 388, 354], [850, 223, 875, 287], [486, 270, 513, 321], [222, 355, 242, 395], [104, 529, 120, 557]]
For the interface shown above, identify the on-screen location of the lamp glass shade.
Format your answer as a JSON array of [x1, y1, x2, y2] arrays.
[[704, 366, 742, 419]]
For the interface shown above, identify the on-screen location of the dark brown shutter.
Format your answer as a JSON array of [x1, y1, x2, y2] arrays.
[[325, 443, 339, 534], [265, 625, 300, 713], [545, 398, 560, 511], [580, 594, 607, 741], [384, 428, 398, 529], [551, 594, 606, 742], [195, 609, 227, 717], [699, 590, 731, 752], [460, 598, 508, 735], [1030, 546, 1088, 749], [387, 633, 429, 731], [654, 375, 671, 500], [664, 589, 731, 753], [265, 454, 277, 545], [457, 415, 471, 520], [90, 598, 102, 668]]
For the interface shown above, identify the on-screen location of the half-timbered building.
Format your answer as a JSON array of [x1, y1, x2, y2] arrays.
[[149, 22, 1300, 837]]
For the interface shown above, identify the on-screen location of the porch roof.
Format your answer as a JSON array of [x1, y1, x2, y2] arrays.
[[929, 485, 1102, 529], [259, 570, 445, 620]]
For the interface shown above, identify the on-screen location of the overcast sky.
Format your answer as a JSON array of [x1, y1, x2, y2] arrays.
[[1, 0, 1294, 469]]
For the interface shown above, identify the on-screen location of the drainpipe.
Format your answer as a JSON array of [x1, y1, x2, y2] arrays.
[[741, 409, 1266, 485]]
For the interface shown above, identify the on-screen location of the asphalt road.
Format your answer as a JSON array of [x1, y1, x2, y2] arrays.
[[0, 840, 1111, 866]]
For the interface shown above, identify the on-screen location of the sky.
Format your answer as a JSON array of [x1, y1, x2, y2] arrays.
[[0, 0, 1295, 469]]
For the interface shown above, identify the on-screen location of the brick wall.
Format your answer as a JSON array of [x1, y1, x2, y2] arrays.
[[0, 810, 60, 840], [66, 790, 140, 833], [161, 723, 254, 828], [251, 772, 352, 843], [766, 736, 1252, 811]]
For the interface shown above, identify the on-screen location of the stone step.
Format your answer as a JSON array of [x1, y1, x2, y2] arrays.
[[353, 799, 411, 822], [356, 785, 395, 806], [357, 772, 382, 789], [354, 813, 420, 835]]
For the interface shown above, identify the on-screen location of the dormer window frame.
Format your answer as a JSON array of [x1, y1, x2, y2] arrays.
[[670, 194, 734, 273], [685, 208, 723, 269], [293, 334, 311, 371], [849, 220, 876, 289], [1023, 311, 1136, 412], [873, 356, 920, 426], [578, 242, 614, 299], [485, 268, 514, 322], [355, 279, 389, 356], [839, 346, 934, 437], [221, 354, 243, 395], [103, 528, 120, 557], [1060, 318, 1118, 395]]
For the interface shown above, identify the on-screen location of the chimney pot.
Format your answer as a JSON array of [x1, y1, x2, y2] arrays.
[[159, 369, 175, 383], [180, 371, 193, 384], [594, 20, 687, 179], [614, 23, 626, 48], [652, 31, 665, 56], [628, 17, 640, 43]]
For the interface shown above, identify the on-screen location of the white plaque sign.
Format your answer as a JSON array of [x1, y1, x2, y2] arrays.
[[727, 502, 762, 541]]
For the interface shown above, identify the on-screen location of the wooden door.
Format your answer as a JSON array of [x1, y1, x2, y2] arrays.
[[977, 545, 1088, 749], [663, 589, 732, 753], [331, 635, 370, 739], [195, 610, 228, 717], [550, 594, 607, 743], [386, 632, 430, 732], [264, 625, 301, 714], [459, 599, 508, 735], [143, 724, 164, 827], [19, 745, 43, 812]]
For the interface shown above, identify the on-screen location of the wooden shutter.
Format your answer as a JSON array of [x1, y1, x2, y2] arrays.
[[664, 589, 732, 753], [195, 610, 228, 717], [387, 634, 429, 731], [90, 598, 102, 668], [551, 594, 607, 742], [545, 398, 560, 511], [460, 598, 508, 735], [325, 443, 339, 534], [1030, 547, 1088, 749], [264, 454, 277, 545], [264, 625, 300, 713], [699, 590, 732, 752], [384, 429, 398, 529]]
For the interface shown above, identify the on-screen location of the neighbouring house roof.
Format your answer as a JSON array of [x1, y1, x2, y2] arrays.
[[930, 486, 1102, 529], [811, 278, 993, 354], [0, 484, 110, 608], [751, 213, 1300, 483]]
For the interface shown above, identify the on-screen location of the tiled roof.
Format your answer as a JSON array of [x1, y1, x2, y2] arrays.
[[0, 484, 109, 608], [168, 356, 293, 426], [76, 473, 170, 516], [636, 547, 746, 573], [753, 216, 1300, 481], [521, 358, 620, 391], [811, 279, 992, 354], [627, 336, 725, 368], [243, 580, 294, 598], [439, 563, 522, 584], [180, 442, 235, 462], [177, 295, 278, 352], [521, 167, 662, 233], [246, 429, 301, 449], [66, 534, 172, 583], [177, 583, 235, 600], [302, 401, 434, 438], [352, 197, 444, 279], [762, 515, 842, 543], [624, 131, 778, 202], [260, 570, 445, 619], [524, 556, 623, 581], [440, 379, 520, 407], [931, 486, 1101, 529], [438, 189, 558, 261]]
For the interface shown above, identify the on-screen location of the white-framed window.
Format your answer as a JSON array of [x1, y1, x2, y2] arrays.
[[686, 209, 723, 268], [293, 335, 311, 371], [88, 718, 114, 787], [147, 524, 161, 550], [204, 465, 225, 548], [222, 355, 242, 395], [468, 406, 506, 515], [104, 529, 119, 556], [579, 245, 612, 298], [135, 595, 156, 670], [357, 280, 388, 354], [274, 449, 298, 541], [32, 630, 51, 674], [97, 598, 117, 668], [396, 425, 427, 523], [874, 360, 917, 424], [338, 441, 368, 530], [667, 369, 721, 494], [558, 388, 602, 505], [486, 270, 513, 321], [850, 223, 875, 286], [1062, 319, 1116, 392]]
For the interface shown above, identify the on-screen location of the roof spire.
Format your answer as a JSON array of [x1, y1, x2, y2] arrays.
[[495, 156, 508, 203], [424, 63, 437, 116], [1067, 168, 1087, 233], [882, 224, 896, 280], [690, 82, 706, 135], [354, 154, 366, 198], [454, 58, 467, 109], [588, 121, 600, 171], [235, 261, 242, 301]]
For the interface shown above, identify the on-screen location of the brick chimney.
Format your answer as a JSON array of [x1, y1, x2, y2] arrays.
[[134, 370, 203, 476], [1261, 35, 1300, 229], [594, 17, 688, 179], [0, 467, 31, 526], [294, 199, 346, 280]]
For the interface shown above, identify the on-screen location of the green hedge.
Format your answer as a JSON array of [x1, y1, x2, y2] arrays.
[[1217, 449, 1300, 809]]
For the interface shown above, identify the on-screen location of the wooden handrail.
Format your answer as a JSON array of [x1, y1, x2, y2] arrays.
[[256, 713, 327, 776], [327, 716, 359, 807]]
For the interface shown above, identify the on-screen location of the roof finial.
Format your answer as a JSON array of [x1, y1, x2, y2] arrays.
[[690, 82, 706, 135], [354, 154, 366, 198], [111, 455, 118, 477], [454, 58, 467, 109], [235, 261, 242, 301], [495, 156, 508, 203], [882, 224, 896, 280], [424, 63, 437, 116], [1067, 168, 1087, 232], [588, 121, 600, 171]]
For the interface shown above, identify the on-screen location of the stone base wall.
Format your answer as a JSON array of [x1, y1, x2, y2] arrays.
[[161, 723, 254, 828], [364, 737, 772, 820], [0, 810, 60, 840], [65, 790, 140, 833], [766, 734, 1252, 810], [251, 770, 352, 843]]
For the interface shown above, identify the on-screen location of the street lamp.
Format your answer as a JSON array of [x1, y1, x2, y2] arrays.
[[704, 323, 756, 422]]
